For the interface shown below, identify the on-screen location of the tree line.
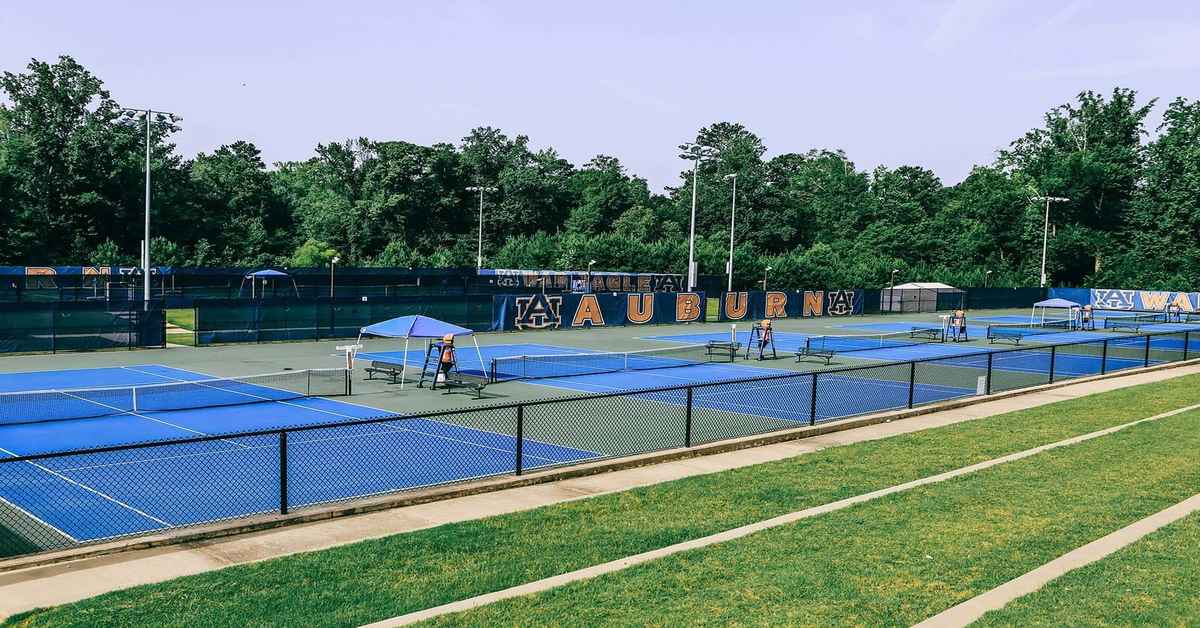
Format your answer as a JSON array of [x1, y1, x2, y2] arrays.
[[2, 56, 1197, 291]]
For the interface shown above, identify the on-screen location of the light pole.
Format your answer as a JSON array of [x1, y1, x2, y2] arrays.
[[984, 269, 993, 288], [762, 266, 772, 290], [466, 186, 497, 269], [121, 107, 182, 302], [724, 174, 738, 292], [330, 255, 339, 298], [680, 144, 717, 291], [1031, 196, 1069, 288], [888, 269, 900, 313], [587, 259, 596, 293]]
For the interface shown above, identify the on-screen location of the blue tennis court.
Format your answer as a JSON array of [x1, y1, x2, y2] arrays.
[[356, 343, 581, 378], [644, 329, 960, 361], [0, 364, 596, 544]]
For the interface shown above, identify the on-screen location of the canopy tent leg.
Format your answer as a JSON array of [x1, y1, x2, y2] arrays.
[[472, 337, 484, 379], [401, 337, 410, 389]]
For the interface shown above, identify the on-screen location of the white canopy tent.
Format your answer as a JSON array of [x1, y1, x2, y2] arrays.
[[356, 315, 485, 389], [239, 269, 300, 299], [1031, 297, 1081, 327]]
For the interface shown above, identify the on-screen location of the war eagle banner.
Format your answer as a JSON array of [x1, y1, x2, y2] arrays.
[[492, 291, 706, 331], [1088, 288, 1200, 313], [716, 290, 864, 321]]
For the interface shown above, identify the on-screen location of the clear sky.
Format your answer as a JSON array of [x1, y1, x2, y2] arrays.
[[3, 1, 1198, 190]]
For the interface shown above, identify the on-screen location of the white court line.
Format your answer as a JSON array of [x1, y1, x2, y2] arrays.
[[0, 445, 170, 527], [55, 417, 578, 474], [0, 492, 78, 544], [122, 367, 594, 466]]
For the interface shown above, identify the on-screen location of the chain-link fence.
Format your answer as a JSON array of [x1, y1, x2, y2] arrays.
[[0, 302, 166, 354], [1, 329, 1195, 560]]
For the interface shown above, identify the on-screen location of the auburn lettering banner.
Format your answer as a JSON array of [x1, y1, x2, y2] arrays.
[[1090, 288, 1200, 313], [492, 292, 706, 331], [716, 290, 863, 321]]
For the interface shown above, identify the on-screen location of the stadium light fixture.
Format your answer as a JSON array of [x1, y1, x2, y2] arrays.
[[984, 269, 993, 288], [466, 186, 498, 269], [888, 269, 901, 314], [724, 174, 738, 292], [680, 144, 718, 291], [1030, 196, 1070, 288], [762, 266, 772, 290], [330, 255, 340, 298], [121, 108, 181, 303], [587, 259, 597, 293]]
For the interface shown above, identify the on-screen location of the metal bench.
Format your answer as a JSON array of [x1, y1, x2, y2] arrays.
[[364, 360, 406, 383], [795, 347, 834, 365], [436, 371, 491, 399], [705, 340, 740, 362]]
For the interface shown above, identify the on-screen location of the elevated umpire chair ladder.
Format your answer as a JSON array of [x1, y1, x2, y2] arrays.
[[418, 342, 457, 389], [744, 323, 778, 360]]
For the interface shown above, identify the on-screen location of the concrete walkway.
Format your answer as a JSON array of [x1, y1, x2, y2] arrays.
[[1, 364, 1197, 619]]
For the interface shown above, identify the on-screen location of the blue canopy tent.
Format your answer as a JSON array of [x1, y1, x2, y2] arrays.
[[1032, 297, 1081, 327], [357, 315, 484, 389], [239, 269, 299, 299]]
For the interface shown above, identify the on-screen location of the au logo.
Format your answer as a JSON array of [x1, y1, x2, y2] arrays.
[[826, 290, 856, 316], [1092, 289, 1135, 311], [514, 294, 563, 330]]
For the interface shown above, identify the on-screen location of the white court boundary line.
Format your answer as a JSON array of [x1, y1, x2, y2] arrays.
[[363, 402, 1200, 627], [119, 366, 593, 467], [0, 445, 169, 528]]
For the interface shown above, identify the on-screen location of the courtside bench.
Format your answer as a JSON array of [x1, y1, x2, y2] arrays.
[[705, 340, 740, 362], [435, 371, 491, 399], [364, 360, 406, 383], [795, 346, 834, 366]]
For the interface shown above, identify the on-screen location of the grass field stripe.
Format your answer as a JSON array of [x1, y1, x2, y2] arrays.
[[363, 401, 1200, 627], [917, 492, 1200, 627], [0, 445, 171, 528]]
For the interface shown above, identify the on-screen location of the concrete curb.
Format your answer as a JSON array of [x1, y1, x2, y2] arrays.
[[916, 492, 1200, 627], [2, 357, 1197, 574]]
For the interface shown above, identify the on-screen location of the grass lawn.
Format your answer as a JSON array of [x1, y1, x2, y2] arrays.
[[7, 375, 1200, 627], [165, 308, 195, 330], [164, 308, 197, 346], [976, 511, 1200, 627], [432, 409, 1200, 626]]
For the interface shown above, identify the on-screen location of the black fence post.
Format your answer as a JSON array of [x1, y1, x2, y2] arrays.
[[1101, 339, 1109, 374], [985, 353, 993, 394], [279, 431, 288, 515], [1048, 346, 1057, 384], [515, 405, 524, 476], [907, 362, 916, 408], [684, 387, 694, 447], [1144, 334, 1152, 367], [1186, 332, 1191, 361], [809, 373, 819, 426]]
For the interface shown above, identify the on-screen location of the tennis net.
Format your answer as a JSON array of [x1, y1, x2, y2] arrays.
[[489, 344, 733, 382], [1101, 311, 1167, 329], [803, 327, 944, 354], [987, 319, 1072, 340], [0, 368, 350, 426]]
